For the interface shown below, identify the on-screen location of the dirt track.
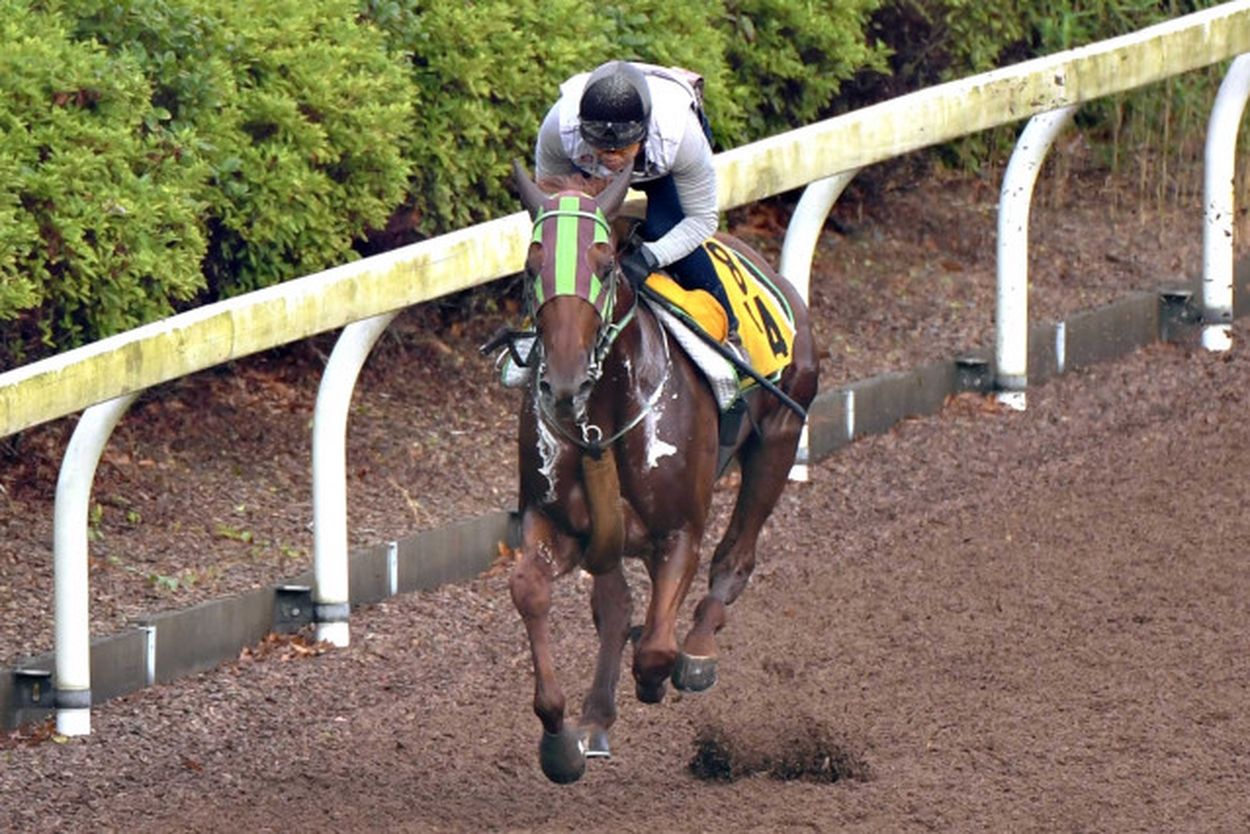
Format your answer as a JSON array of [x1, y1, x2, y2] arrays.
[[6, 314, 1250, 831]]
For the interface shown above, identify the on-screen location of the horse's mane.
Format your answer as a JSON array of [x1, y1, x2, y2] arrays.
[[534, 172, 633, 247], [536, 172, 612, 197]]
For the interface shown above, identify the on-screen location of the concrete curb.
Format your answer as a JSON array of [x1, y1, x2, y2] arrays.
[[3, 511, 518, 730]]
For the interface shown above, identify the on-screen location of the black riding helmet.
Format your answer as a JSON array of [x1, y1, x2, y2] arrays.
[[578, 61, 652, 150]]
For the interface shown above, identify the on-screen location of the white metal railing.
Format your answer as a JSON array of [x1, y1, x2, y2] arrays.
[[994, 106, 1080, 411], [778, 171, 860, 479], [1203, 52, 1250, 351], [311, 312, 398, 646], [2, 2, 1248, 734]]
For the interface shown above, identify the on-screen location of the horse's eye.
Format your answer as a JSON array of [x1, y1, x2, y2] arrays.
[[525, 242, 544, 276], [588, 242, 614, 277]]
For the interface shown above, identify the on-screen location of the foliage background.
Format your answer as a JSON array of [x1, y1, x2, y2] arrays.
[[0, 0, 1232, 366]]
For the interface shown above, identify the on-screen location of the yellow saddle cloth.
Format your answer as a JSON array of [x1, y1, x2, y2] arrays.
[[643, 238, 796, 384]]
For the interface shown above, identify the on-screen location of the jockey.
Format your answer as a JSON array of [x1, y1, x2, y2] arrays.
[[534, 60, 742, 348]]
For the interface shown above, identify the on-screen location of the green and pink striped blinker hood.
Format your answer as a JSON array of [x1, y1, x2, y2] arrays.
[[528, 193, 615, 318]]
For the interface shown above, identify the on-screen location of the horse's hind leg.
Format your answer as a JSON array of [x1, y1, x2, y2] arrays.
[[578, 565, 632, 757], [675, 420, 803, 692], [509, 511, 585, 784], [634, 528, 702, 703]]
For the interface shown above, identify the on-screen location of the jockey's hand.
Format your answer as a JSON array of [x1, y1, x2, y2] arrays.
[[619, 246, 658, 287]]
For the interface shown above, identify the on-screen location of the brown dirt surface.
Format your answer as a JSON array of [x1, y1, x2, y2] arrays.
[[3, 155, 1250, 831]]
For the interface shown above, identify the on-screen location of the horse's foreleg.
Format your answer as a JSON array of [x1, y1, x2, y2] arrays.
[[579, 565, 632, 757], [678, 424, 801, 692], [634, 529, 701, 703], [510, 514, 585, 784]]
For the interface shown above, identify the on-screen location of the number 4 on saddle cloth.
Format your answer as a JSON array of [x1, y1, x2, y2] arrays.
[[643, 237, 797, 392]]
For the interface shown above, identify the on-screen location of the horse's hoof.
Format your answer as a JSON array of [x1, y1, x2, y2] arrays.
[[581, 725, 611, 758], [671, 653, 718, 692], [635, 678, 668, 704], [539, 728, 586, 784]]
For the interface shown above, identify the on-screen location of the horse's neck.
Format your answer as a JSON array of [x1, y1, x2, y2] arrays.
[[605, 292, 667, 389]]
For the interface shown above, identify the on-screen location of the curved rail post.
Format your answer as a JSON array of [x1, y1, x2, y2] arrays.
[[996, 105, 1078, 411], [779, 170, 858, 480], [1202, 53, 1250, 352], [311, 312, 398, 647], [53, 392, 138, 736]]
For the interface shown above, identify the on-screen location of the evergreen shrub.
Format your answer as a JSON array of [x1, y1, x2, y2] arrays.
[[714, 0, 889, 146], [362, 0, 613, 237], [0, 0, 205, 363], [72, 0, 416, 297]]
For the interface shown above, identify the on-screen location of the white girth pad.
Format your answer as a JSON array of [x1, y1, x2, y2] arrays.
[[646, 301, 739, 411]]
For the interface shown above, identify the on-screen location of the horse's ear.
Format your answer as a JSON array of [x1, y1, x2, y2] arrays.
[[595, 166, 632, 218], [512, 159, 548, 219]]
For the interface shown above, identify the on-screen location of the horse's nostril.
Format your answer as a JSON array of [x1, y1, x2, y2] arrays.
[[577, 380, 594, 401], [538, 379, 553, 399]]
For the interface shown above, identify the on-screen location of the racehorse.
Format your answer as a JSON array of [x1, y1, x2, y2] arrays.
[[506, 161, 818, 783]]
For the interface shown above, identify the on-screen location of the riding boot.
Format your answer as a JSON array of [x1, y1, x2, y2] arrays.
[[718, 397, 746, 446]]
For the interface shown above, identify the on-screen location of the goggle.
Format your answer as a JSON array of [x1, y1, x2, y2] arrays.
[[580, 119, 646, 150]]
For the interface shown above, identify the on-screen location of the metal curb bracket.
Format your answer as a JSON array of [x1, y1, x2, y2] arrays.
[[273, 585, 315, 633], [13, 668, 53, 708]]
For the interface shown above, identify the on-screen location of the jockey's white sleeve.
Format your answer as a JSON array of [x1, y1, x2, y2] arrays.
[[641, 113, 718, 269], [534, 106, 576, 180]]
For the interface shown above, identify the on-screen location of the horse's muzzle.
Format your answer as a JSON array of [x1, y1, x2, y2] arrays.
[[538, 366, 594, 423]]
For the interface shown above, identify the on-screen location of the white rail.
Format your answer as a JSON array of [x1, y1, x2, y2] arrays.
[[1202, 53, 1250, 351], [779, 171, 860, 480], [995, 106, 1079, 411], [311, 313, 398, 647], [52, 393, 138, 736], [2, 2, 1247, 733]]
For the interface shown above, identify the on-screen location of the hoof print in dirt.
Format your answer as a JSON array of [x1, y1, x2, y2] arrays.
[[689, 714, 870, 785]]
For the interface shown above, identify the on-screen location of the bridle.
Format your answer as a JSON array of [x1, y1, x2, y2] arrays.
[[526, 197, 670, 457]]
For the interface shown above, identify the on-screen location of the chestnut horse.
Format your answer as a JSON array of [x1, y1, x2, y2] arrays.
[[507, 162, 818, 783]]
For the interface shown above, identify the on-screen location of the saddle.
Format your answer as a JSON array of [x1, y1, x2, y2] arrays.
[[642, 237, 798, 395]]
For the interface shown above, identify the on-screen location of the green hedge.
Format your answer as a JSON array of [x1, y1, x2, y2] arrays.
[[0, 0, 890, 364], [0, 0, 205, 360], [70, 0, 415, 297], [716, 0, 887, 147], [361, 0, 613, 237]]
